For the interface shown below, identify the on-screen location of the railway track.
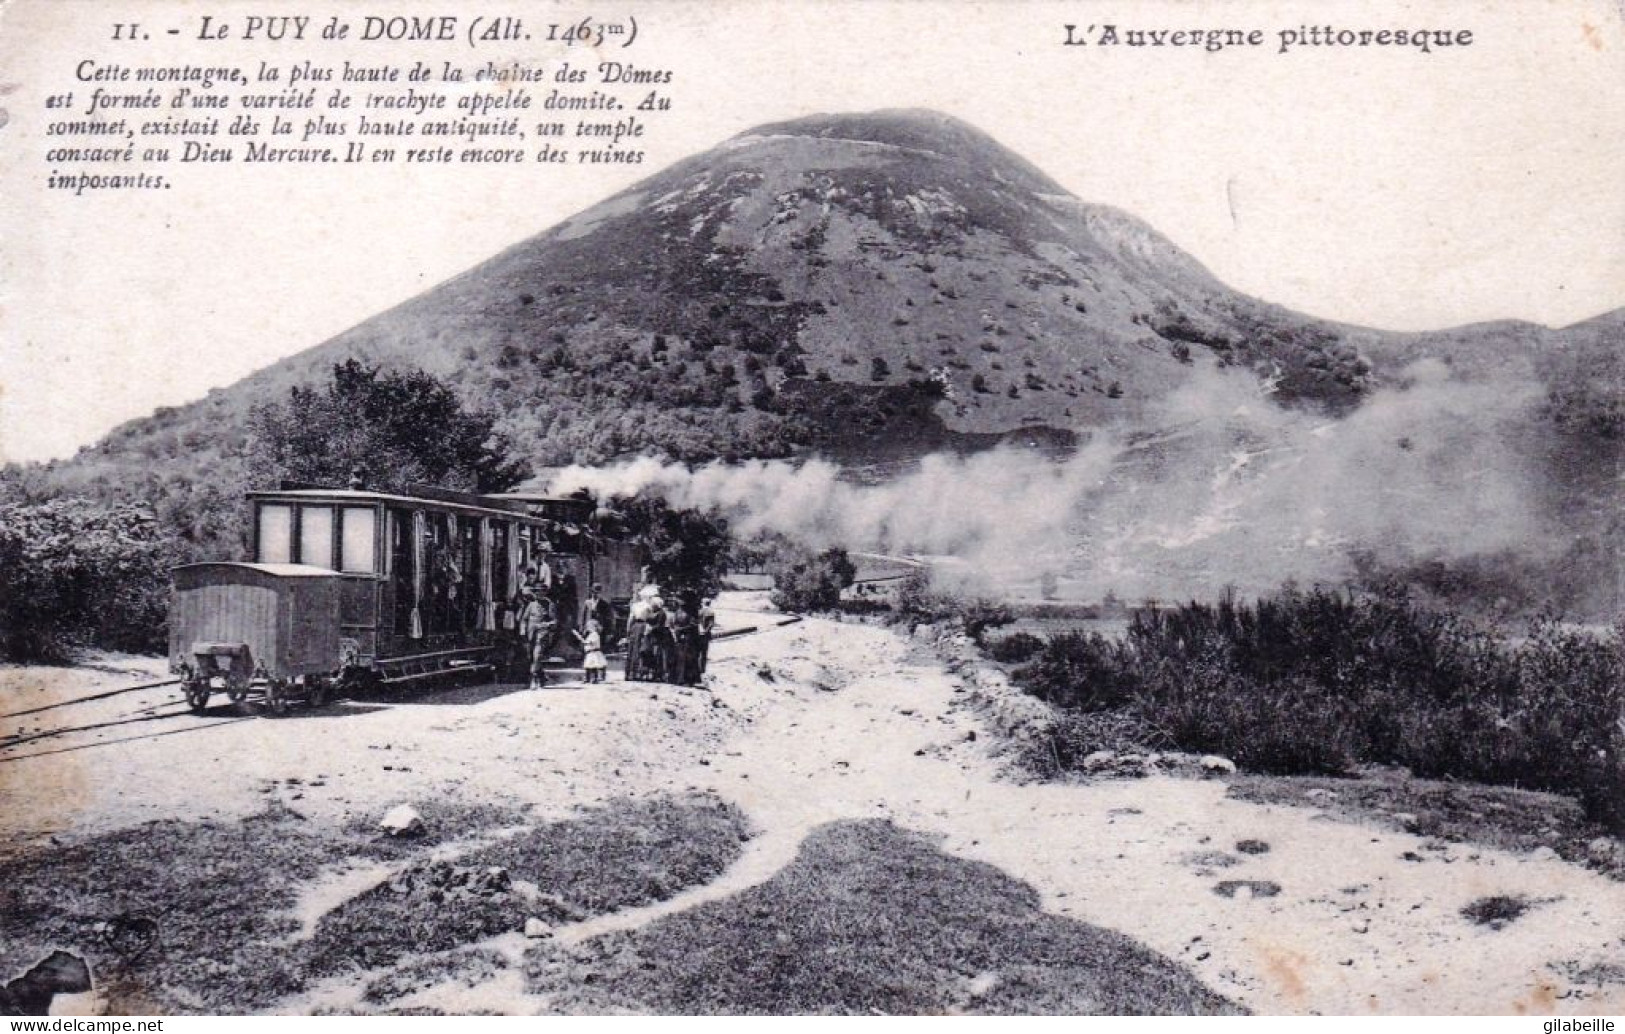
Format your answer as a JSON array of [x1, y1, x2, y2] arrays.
[[1, 612, 809, 762], [0, 677, 180, 722]]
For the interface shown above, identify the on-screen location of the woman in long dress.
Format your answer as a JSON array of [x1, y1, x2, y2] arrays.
[[624, 587, 655, 681], [641, 595, 672, 683]]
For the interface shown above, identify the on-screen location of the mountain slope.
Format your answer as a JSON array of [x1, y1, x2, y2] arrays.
[[54, 110, 1402, 476], [8, 109, 1620, 613]]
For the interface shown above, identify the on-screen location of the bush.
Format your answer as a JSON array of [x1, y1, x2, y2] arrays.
[[985, 631, 1045, 664], [1010, 586, 1625, 827], [771, 548, 856, 613], [894, 568, 1013, 641], [613, 495, 732, 597], [0, 499, 174, 662]]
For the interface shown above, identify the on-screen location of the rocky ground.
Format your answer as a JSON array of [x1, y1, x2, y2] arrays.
[[4, 592, 1624, 1015]]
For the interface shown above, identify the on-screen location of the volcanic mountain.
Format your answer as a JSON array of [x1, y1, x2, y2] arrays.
[[15, 109, 1621, 610]]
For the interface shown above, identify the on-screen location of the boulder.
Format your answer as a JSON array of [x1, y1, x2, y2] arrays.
[[510, 879, 542, 903], [378, 804, 424, 838], [1, 951, 92, 1017], [1082, 750, 1117, 771], [1528, 845, 1559, 862], [523, 917, 553, 939], [1199, 755, 1237, 776]]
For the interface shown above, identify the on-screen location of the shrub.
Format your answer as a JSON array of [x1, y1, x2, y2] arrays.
[[771, 548, 856, 613], [985, 631, 1045, 664], [0, 499, 173, 662], [1010, 586, 1625, 828], [894, 568, 1013, 642]]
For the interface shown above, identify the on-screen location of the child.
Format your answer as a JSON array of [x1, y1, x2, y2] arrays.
[[574, 619, 608, 684]]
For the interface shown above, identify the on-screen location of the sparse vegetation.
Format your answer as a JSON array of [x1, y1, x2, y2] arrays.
[[1226, 768, 1625, 878], [0, 803, 367, 1012], [1461, 895, 1531, 929]]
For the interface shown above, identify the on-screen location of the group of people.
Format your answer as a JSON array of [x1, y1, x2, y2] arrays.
[[624, 585, 715, 686], [512, 570, 715, 690]]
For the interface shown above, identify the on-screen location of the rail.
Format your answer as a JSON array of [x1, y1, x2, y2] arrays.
[[0, 678, 181, 722], [0, 612, 808, 757]]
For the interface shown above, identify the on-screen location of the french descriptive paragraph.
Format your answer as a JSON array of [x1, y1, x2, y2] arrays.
[[41, 13, 675, 195]]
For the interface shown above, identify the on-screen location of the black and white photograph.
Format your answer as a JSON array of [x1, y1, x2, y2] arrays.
[[1, 0, 1621, 1018]]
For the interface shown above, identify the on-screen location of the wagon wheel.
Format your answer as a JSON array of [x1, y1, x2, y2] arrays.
[[226, 673, 251, 704], [307, 676, 331, 709], [264, 680, 289, 717], [184, 680, 211, 714]]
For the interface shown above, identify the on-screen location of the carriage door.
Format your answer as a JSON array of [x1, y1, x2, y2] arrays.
[[388, 507, 415, 643]]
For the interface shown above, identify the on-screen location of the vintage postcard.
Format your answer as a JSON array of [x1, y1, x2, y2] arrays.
[[1, 0, 1621, 1018]]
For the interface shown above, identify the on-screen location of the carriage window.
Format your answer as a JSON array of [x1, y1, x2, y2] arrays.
[[299, 506, 335, 568], [257, 504, 293, 564], [339, 507, 377, 573]]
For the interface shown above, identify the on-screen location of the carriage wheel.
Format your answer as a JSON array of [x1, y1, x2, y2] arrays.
[[226, 676, 250, 704], [264, 680, 289, 717], [184, 681, 211, 714]]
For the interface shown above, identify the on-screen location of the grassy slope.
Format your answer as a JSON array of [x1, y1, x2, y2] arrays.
[[526, 819, 1244, 1016], [0, 794, 749, 1014]]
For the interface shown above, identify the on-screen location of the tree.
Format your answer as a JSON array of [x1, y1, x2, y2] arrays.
[[771, 547, 856, 613], [613, 494, 732, 596], [248, 360, 525, 493], [0, 499, 173, 661]]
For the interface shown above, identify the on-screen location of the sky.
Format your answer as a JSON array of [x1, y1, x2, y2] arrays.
[[2, 0, 1622, 464]]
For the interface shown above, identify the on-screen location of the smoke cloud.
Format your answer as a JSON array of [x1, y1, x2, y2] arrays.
[[544, 361, 1571, 604]]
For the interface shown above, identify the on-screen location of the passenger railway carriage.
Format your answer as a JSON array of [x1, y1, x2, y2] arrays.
[[170, 483, 644, 713]]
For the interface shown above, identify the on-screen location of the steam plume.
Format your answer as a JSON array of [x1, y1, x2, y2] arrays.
[[544, 361, 1582, 605]]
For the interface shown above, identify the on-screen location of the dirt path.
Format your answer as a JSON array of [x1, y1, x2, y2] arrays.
[[649, 615, 1625, 1015], [9, 603, 1625, 1015]]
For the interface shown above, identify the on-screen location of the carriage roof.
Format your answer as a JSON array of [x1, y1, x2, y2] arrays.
[[247, 487, 568, 523], [174, 560, 364, 578]]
